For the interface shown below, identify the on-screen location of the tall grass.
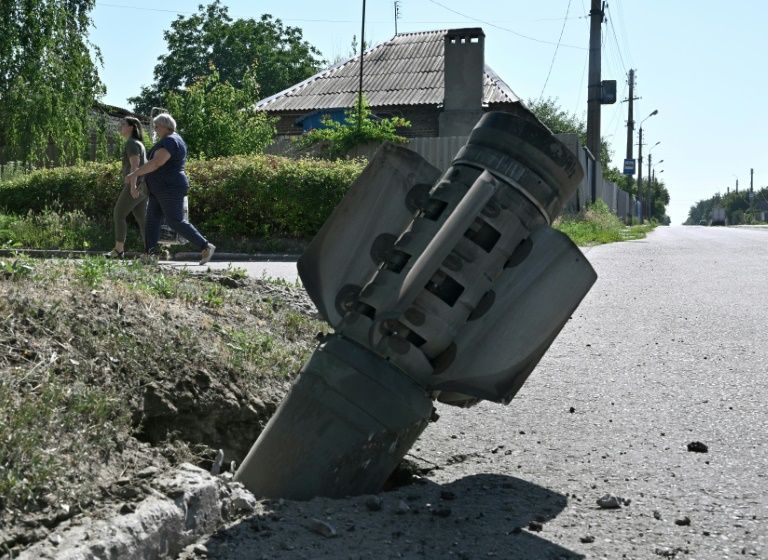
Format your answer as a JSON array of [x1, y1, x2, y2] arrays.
[[555, 200, 656, 245], [0, 208, 117, 250]]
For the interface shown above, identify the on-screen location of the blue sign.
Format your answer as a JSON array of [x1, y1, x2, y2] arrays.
[[623, 158, 636, 175]]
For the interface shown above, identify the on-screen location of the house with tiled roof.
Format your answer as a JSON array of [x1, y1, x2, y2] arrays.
[[256, 28, 532, 139], [256, 27, 640, 221]]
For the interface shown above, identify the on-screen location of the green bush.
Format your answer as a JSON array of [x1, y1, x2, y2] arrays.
[[295, 96, 410, 158], [0, 155, 365, 241]]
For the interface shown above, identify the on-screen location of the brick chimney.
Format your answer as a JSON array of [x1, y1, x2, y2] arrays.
[[439, 28, 485, 137]]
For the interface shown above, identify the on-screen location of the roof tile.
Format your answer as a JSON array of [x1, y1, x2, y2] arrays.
[[256, 29, 521, 112]]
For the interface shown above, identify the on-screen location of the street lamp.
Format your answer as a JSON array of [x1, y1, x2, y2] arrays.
[[642, 109, 659, 123], [637, 110, 658, 221]]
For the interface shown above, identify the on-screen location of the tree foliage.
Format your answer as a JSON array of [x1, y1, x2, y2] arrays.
[[648, 178, 670, 222], [130, 1, 324, 115], [165, 66, 275, 158], [0, 0, 104, 164], [294, 96, 411, 158], [527, 97, 611, 168], [685, 188, 766, 225]]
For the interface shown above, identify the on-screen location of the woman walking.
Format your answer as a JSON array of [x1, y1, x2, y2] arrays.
[[126, 113, 215, 265], [107, 116, 148, 258]]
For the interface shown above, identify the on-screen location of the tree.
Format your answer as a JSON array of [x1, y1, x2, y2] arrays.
[[0, 0, 104, 164], [649, 179, 670, 222], [604, 167, 637, 196], [165, 66, 275, 158], [129, 1, 324, 115], [527, 97, 611, 168]]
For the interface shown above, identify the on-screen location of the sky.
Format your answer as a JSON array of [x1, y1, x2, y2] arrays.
[[89, 0, 768, 225]]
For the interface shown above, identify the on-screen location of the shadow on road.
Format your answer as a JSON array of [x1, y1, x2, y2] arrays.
[[199, 473, 583, 559]]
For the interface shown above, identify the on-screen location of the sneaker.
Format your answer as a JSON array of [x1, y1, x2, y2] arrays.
[[104, 249, 124, 259], [199, 243, 216, 265]]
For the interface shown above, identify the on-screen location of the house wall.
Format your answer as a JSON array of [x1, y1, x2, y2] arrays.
[[270, 105, 442, 138], [269, 102, 529, 139]]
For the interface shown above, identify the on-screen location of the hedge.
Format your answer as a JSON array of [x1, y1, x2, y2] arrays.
[[0, 155, 366, 239]]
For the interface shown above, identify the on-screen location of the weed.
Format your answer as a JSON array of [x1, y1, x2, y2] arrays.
[[203, 284, 224, 307], [148, 273, 178, 298], [226, 265, 248, 280], [0, 254, 34, 280], [77, 256, 114, 288]]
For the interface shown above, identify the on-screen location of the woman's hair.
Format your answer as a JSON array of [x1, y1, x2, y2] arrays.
[[153, 113, 177, 133], [123, 116, 144, 142]]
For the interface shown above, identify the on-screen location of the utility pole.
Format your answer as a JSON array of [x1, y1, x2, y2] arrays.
[[751, 168, 754, 191], [586, 0, 605, 203], [736, 178, 739, 193], [394, 1, 401, 35], [637, 127, 644, 221], [625, 69, 635, 161]]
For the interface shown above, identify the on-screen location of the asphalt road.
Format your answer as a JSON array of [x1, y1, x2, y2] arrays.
[[186, 226, 767, 560]]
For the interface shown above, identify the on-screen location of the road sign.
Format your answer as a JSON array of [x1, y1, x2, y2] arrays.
[[601, 80, 617, 104], [623, 159, 636, 175]]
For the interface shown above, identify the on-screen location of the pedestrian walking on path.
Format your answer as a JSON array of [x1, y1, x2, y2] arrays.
[[106, 117, 148, 258], [126, 113, 215, 265]]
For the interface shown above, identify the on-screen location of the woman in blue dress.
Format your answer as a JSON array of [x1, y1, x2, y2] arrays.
[[127, 113, 215, 265]]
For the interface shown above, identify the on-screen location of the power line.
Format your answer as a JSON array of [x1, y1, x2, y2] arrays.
[[538, 0, 574, 100], [97, 2, 194, 15], [605, 4, 628, 75], [573, 50, 589, 115], [610, 0, 634, 69], [95, 3, 461, 24], [426, 0, 588, 50], [95, 2, 588, 26]]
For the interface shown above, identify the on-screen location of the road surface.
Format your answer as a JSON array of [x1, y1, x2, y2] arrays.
[[185, 226, 768, 560]]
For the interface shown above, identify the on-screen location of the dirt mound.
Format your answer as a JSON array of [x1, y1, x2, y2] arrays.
[[0, 256, 325, 555]]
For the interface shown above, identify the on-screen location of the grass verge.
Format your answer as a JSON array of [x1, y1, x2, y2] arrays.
[[555, 200, 656, 245], [0, 209, 304, 254]]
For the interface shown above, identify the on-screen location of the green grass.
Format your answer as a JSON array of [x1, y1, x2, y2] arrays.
[[0, 208, 117, 251], [1, 200, 654, 255], [555, 200, 657, 245], [0, 370, 131, 510], [0, 209, 303, 254]]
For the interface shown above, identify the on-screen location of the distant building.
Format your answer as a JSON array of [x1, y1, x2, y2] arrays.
[[255, 28, 533, 139]]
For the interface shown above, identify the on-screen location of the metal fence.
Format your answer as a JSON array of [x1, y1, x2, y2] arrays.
[[405, 134, 638, 221]]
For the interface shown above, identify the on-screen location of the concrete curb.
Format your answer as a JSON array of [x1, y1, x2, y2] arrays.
[[0, 248, 300, 262], [17, 464, 258, 560]]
